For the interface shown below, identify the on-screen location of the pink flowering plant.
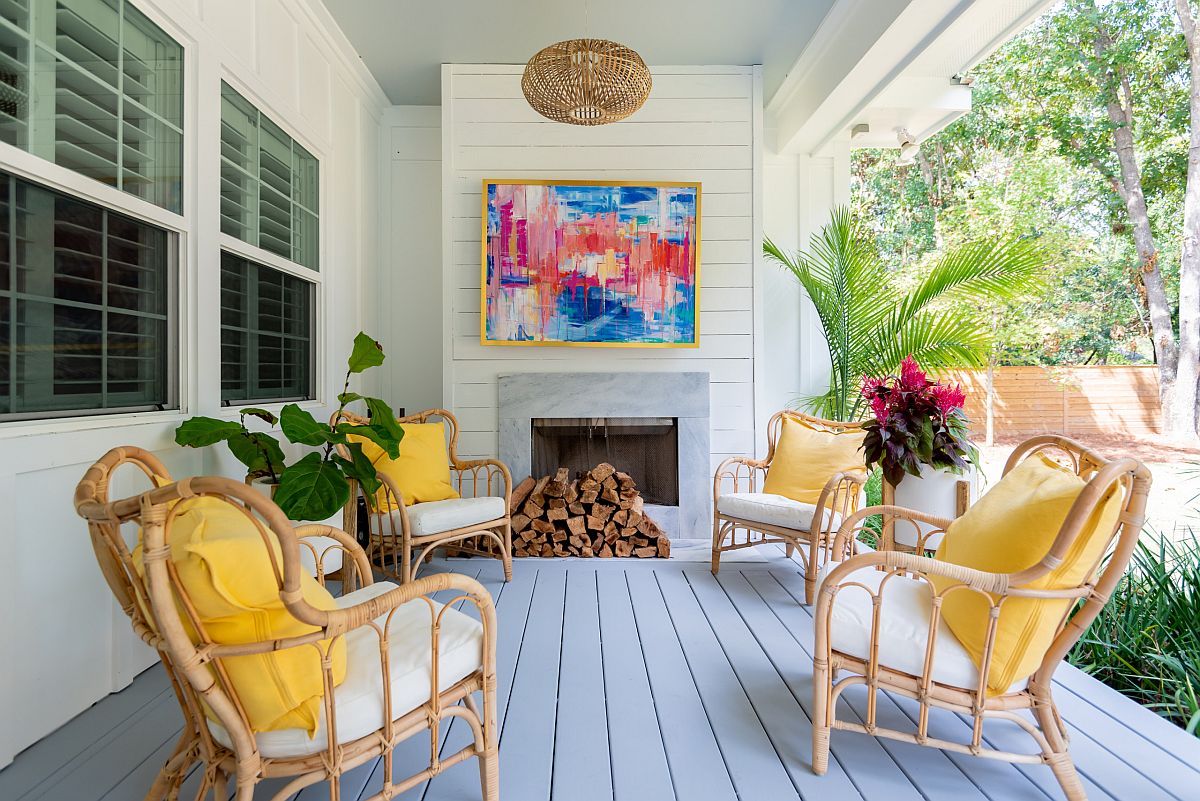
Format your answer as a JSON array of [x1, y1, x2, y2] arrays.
[[860, 356, 978, 487]]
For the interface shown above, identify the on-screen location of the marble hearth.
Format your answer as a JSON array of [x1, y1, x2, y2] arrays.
[[498, 372, 711, 537]]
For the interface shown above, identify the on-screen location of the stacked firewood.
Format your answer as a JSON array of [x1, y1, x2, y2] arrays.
[[510, 463, 670, 558]]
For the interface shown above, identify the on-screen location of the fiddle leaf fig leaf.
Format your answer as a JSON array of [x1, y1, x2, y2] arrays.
[[239, 407, 278, 426], [226, 431, 286, 480], [347, 332, 385, 374], [279, 403, 334, 446], [175, 416, 242, 448], [332, 442, 382, 499], [335, 422, 401, 459], [273, 453, 349, 522], [363, 397, 405, 444]]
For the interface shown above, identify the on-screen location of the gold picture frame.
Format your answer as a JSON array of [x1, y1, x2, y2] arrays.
[[480, 178, 702, 348]]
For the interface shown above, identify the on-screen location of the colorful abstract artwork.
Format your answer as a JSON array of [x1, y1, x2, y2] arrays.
[[482, 180, 700, 346]]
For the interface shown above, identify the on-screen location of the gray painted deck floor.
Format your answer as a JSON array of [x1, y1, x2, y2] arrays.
[[4, 545, 1199, 801]]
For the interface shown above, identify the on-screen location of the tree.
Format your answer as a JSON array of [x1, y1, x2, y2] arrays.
[[852, 0, 1199, 438], [764, 208, 1047, 421]]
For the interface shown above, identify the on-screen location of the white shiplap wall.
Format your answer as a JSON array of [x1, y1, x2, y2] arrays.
[[440, 65, 764, 475], [0, 0, 386, 768]]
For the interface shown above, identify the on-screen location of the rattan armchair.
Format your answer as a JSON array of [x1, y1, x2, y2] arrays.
[[334, 408, 513, 584], [712, 410, 868, 603], [74, 447, 499, 801], [811, 435, 1151, 801]]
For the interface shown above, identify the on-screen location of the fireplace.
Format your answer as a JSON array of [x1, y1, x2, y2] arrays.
[[531, 417, 679, 506], [498, 372, 710, 537]]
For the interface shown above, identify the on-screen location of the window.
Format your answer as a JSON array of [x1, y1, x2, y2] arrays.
[[0, 0, 184, 212], [0, 170, 174, 420], [220, 83, 318, 270], [220, 251, 313, 404]]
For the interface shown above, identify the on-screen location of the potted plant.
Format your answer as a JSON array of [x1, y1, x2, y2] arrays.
[[174, 332, 404, 522], [860, 355, 978, 548]]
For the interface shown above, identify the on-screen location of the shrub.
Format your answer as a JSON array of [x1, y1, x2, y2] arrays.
[[1069, 530, 1200, 738]]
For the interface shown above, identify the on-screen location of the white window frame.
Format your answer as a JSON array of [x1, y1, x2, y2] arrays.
[[216, 71, 327, 412], [0, 0, 194, 436]]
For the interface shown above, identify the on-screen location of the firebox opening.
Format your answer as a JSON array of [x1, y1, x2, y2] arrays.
[[531, 417, 679, 506]]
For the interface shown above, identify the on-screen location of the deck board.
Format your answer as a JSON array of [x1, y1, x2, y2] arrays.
[[5, 548, 1199, 801]]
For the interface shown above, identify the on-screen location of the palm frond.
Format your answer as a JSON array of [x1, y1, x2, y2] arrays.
[[765, 207, 1048, 422]]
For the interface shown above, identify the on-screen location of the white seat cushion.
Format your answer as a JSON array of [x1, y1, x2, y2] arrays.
[[815, 561, 1024, 693], [717, 492, 840, 531], [207, 580, 485, 757], [399, 496, 507, 537]]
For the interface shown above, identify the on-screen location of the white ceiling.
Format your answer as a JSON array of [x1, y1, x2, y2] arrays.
[[320, 0, 837, 105]]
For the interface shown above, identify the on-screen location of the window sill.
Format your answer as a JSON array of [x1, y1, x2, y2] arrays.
[[0, 408, 188, 440]]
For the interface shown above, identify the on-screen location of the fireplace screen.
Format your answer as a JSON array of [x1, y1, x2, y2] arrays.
[[531, 417, 679, 506]]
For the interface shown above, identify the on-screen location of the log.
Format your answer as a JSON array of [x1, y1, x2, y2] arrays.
[[507, 462, 669, 559], [511, 476, 536, 509], [591, 463, 616, 482]]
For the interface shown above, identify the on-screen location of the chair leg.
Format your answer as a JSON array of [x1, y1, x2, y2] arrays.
[[805, 536, 823, 605], [811, 656, 831, 775], [1035, 692, 1087, 801], [500, 522, 513, 582], [711, 517, 724, 575], [785, 542, 795, 558], [478, 745, 499, 801], [142, 731, 193, 801]]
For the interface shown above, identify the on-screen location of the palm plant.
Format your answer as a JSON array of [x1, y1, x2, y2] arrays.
[[764, 207, 1047, 421]]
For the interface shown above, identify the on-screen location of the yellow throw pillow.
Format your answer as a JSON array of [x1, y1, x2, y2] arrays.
[[353, 422, 460, 507], [931, 454, 1122, 695], [761, 417, 866, 504], [135, 496, 346, 734]]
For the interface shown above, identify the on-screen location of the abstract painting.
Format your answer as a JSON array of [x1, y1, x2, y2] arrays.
[[482, 180, 700, 346]]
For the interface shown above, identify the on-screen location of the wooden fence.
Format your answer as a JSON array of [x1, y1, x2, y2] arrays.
[[944, 365, 1162, 441]]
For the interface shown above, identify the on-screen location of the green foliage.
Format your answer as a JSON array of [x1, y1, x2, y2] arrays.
[[1070, 529, 1200, 738], [173, 332, 404, 522], [174, 414, 286, 481], [765, 208, 1047, 420], [851, 0, 1187, 367], [272, 453, 351, 525]]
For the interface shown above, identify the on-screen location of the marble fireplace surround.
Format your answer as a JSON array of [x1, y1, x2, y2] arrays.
[[498, 372, 711, 538]]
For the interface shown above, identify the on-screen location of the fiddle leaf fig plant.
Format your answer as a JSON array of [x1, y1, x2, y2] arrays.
[[174, 407, 286, 483], [174, 332, 404, 522]]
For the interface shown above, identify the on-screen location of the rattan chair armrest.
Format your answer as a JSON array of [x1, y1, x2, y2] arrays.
[[819, 549, 1010, 598], [450, 458, 513, 508], [713, 455, 770, 501], [285, 571, 497, 637], [831, 504, 954, 557], [293, 524, 374, 587]]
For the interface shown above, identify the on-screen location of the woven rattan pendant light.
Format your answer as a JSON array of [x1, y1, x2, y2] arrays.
[[522, 35, 652, 125]]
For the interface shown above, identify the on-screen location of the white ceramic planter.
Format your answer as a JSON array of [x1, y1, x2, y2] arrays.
[[248, 476, 345, 577], [889, 463, 976, 550]]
